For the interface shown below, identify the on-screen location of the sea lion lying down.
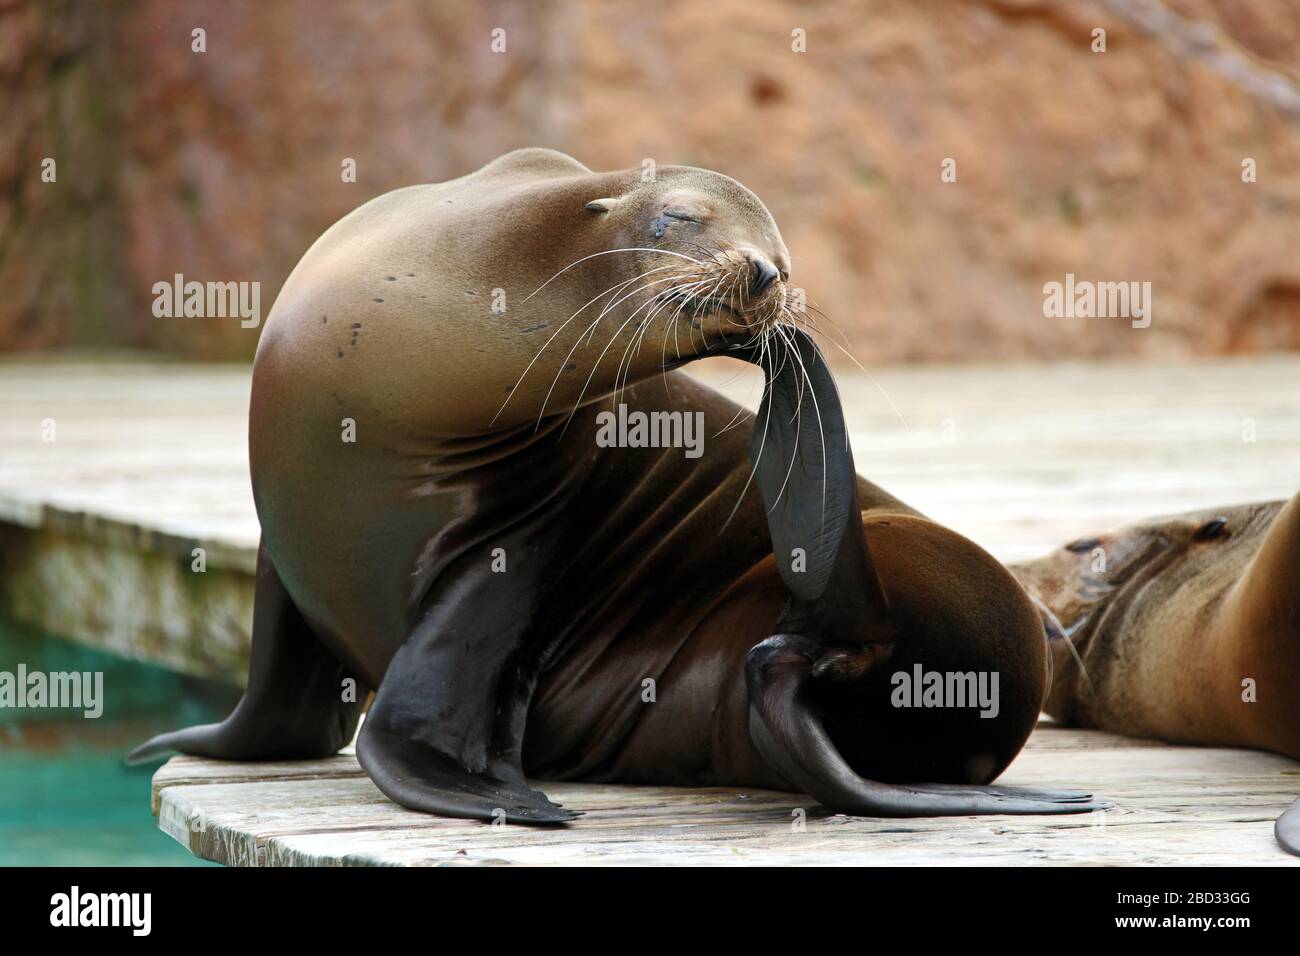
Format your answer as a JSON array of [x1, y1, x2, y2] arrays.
[[129, 148, 1099, 823], [1011, 496, 1300, 853]]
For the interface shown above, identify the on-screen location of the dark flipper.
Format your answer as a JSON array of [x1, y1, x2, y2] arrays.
[[355, 548, 578, 825], [1277, 797, 1300, 855], [733, 329, 1102, 816], [727, 329, 889, 662], [126, 542, 364, 764], [747, 635, 1104, 816]]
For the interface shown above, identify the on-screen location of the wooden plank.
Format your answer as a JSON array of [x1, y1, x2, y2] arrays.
[[266, 821, 1291, 867], [149, 746, 362, 816], [151, 727, 1300, 867]]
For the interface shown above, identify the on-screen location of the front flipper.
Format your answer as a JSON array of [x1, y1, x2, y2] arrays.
[[747, 634, 1105, 816], [356, 558, 578, 826], [358, 699, 577, 825], [729, 326, 887, 642]]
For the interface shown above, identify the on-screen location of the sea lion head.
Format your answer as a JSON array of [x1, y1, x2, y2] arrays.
[[1010, 503, 1266, 725], [582, 165, 793, 346], [813, 515, 1050, 786]]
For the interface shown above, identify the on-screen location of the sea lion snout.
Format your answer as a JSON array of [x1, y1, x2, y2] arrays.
[[748, 254, 781, 296], [637, 244, 789, 338]]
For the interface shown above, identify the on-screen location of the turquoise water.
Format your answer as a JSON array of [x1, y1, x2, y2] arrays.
[[0, 618, 241, 866]]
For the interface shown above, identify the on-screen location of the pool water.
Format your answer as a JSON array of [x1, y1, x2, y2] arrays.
[[0, 617, 241, 866]]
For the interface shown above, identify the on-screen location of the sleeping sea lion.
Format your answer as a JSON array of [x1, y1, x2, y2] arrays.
[[1011, 496, 1300, 852]]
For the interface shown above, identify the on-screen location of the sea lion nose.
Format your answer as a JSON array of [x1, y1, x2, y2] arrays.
[[750, 257, 780, 296]]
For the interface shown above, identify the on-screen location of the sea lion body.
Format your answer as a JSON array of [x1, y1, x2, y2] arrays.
[[1011, 496, 1300, 850], [131, 150, 1098, 822], [247, 148, 790, 686]]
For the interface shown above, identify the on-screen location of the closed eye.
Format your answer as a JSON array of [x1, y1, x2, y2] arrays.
[[1065, 537, 1101, 554], [1193, 517, 1229, 542], [650, 210, 702, 239]]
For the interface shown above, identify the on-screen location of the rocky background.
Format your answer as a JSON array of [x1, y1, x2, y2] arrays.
[[3, 0, 1300, 363]]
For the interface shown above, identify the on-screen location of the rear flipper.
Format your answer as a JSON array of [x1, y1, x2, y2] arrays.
[[126, 542, 364, 764], [1277, 797, 1300, 855], [355, 549, 578, 826], [747, 634, 1106, 817]]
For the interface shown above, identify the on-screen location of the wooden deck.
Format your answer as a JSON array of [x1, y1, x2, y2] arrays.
[[151, 724, 1300, 866], [3, 353, 1300, 865]]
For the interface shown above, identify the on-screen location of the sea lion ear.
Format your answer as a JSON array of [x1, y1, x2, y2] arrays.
[[734, 328, 888, 638], [584, 198, 621, 214]]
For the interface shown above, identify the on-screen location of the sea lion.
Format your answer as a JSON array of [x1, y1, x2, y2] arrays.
[[129, 148, 1099, 824], [1010, 496, 1300, 852]]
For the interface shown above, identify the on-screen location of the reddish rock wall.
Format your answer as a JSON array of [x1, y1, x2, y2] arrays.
[[3, 0, 1299, 362]]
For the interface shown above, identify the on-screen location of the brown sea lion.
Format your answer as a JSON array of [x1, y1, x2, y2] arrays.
[[129, 148, 1099, 824], [1011, 495, 1300, 852]]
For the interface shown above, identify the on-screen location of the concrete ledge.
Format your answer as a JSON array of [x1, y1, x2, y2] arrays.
[[0, 516, 253, 685]]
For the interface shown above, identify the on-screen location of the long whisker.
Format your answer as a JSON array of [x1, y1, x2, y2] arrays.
[[776, 301, 909, 435], [543, 272, 700, 429], [562, 275, 717, 433], [657, 273, 717, 397], [626, 277, 705, 387], [719, 330, 779, 534], [1061, 618, 1097, 699], [521, 248, 705, 304], [613, 276, 712, 407], [689, 271, 732, 353], [493, 264, 681, 425]]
